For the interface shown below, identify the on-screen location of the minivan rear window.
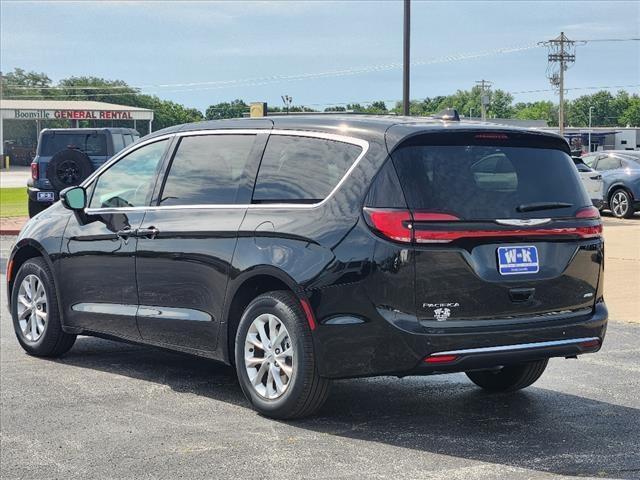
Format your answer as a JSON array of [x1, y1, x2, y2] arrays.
[[40, 133, 107, 156], [392, 143, 590, 219], [253, 135, 362, 203]]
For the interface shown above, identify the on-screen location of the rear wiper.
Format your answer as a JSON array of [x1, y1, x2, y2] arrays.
[[516, 202, 573, 212]]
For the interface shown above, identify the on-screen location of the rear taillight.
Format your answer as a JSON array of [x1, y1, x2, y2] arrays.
[[575, 206, 600, 219], [363, 208, 413, 243], [364, 207, 603, 243], [30, 163, 39, 180]]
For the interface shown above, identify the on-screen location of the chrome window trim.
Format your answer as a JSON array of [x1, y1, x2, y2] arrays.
[[83, 128, 370, 214], [431, 336, 599, 356]]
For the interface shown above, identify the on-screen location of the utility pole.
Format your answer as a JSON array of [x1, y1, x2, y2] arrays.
[[475, 79, 492, 121], [539, 32, 581, 136], [281, 95, 292, 115], [402, 0, 410, 116], [588, 106, 594, 152]]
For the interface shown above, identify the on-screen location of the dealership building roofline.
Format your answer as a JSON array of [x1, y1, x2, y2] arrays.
[[1, 99, 154, 154]]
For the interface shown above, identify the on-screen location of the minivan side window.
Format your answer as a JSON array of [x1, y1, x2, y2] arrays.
[[159, 134, 256, 206], [89, 139, 168, 208], [252, 135, 362, 203]]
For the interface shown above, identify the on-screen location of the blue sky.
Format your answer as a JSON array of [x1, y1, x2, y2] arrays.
[[1, 1, 638, 111]]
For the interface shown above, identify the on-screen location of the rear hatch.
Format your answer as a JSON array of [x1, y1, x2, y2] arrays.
[[35, 131, 109, 189], [374, 129, 604, 327]]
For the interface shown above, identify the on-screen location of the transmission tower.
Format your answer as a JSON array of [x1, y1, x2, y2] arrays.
[[539, 32, 584, 135]]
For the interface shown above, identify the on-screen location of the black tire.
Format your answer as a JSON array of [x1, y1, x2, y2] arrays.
[[28, 198, 48, 218], [46, 149, 94, 191], [609, 188, 635, 219], [466, 359, 548, 392], [11, 257, 76, 357], [235, 291, 331, 419]]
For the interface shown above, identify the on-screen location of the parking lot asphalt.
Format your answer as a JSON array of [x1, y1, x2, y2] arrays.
[[1, 234, 639, 480]]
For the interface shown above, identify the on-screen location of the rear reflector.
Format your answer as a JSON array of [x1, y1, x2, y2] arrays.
[[424, 354, 458, 364], [579, 339, 601, 349], [300, 298, 317, 331]]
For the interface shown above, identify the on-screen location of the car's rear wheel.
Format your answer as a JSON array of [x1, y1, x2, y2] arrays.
[[465, 359, 548, 392], [235, 291, 331, 419], [610, 188, 634, 219], [11, 258, 76, 357], [28, 198, 47, 218]]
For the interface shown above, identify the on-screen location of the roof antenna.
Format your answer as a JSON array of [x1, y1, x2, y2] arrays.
[[433, 108, 460, 121]]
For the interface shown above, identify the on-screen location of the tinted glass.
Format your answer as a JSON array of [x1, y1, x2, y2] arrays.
[[581, 154, 599, 167], [123, 134, 134, 146], [392, 144, 590, 219], [596, 157, 621, 171], [112, 133, 125, 152], [41, 133, 107, 156], [89, 139, 168, 208], [253, 135, 362, 202], [160, 134, 255, 205], [572, 158, 592, 172]]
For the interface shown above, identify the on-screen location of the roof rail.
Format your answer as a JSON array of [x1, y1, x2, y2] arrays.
[[432, 108, 460, 121]]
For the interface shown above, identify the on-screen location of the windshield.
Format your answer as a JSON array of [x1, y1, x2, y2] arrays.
[[392, 144, 591, 220], [40, 133, 107, 156]]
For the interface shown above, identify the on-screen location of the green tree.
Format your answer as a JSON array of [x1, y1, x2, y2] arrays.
[[513, 101, 557, 126], [205, 99, 248, 120], [619, 95, 640, 126]]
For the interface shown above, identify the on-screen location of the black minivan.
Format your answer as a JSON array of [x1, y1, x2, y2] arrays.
[[7, 114, 607, 419]]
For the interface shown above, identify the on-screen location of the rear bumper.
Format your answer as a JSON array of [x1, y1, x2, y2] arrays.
[[314, 302, 608, 379]]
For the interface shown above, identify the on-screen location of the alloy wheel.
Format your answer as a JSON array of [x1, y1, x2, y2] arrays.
[[244, 313, 294, 399], [611, 191, 629, 218], [16, 274, 48, 342]]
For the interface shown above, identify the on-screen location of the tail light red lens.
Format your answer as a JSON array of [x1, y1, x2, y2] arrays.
[[30, 163, 39, 180], [363, 208, 413, 243], [575, 206, 600, 219], [424, 354, 458, 364], [364, 208, 602, 243]]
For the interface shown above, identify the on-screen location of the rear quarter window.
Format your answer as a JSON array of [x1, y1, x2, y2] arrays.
[[391, 141, 590, 219], [40, 133, 107, 156], [252, 135, 362, 203]]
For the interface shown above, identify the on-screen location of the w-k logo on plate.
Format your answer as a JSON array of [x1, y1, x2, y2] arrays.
[[497, 246, 539, 275]]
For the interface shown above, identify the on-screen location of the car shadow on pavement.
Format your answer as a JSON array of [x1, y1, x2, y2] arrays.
[[57, 336, 639, 479]]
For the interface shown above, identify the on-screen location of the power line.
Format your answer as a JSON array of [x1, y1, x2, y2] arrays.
[[2, 43, 539, 96]]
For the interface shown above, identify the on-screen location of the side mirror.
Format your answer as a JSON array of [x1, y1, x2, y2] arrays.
[[60, 186, 86, 211]]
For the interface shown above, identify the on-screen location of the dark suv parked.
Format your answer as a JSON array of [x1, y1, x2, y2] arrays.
[[27, 127, 139, 217], [8, 114, 607, 419]]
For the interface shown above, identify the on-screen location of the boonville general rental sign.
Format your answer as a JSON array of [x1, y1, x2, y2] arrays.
[[8, 109, 151, 120]]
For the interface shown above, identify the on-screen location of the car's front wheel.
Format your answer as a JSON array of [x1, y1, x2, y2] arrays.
[[466, 359, 548, 392], [11, 258, 76, 357], [235, 291, 331, 419]]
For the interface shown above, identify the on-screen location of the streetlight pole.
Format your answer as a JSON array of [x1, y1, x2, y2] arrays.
[[588, 106, 594, 152], [402, 0, 410, 116]]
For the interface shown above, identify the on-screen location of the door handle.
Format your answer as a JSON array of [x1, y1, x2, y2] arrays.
[[509, 287, 535, 303], [116, 227, 133, 239], [137, 226, 159, 239]]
